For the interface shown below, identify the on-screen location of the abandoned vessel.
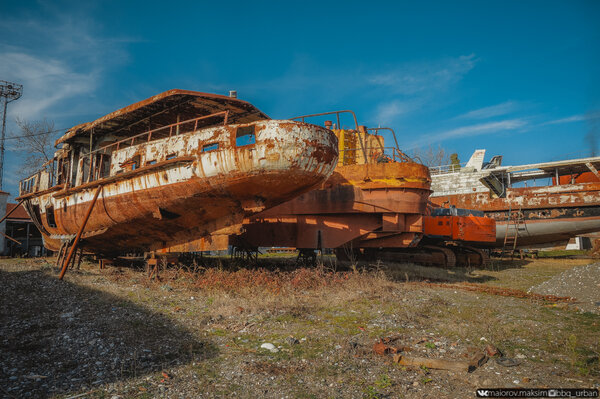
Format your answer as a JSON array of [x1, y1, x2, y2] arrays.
[[232, 111, 495, 267], [430, 149, 600, 249], [17, 90, 339, 262]]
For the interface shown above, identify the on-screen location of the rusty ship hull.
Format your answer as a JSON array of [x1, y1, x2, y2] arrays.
[[238, 161, 432, 250], [18, 90, 339, 258], [431, 183, 600, 248], [430, 150, 600, 248]]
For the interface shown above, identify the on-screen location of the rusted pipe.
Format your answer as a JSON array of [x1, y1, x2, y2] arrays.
[[58, 185, 103, 280], [367, 127, 400, 152], [291, 110, 359, 130]]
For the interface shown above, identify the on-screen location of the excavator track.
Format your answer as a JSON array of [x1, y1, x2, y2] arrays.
[[451, 245, 490, 267], [335, 245, 459, 267]]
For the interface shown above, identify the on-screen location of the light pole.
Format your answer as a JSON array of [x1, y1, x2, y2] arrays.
[[0, 80, 23, 191]]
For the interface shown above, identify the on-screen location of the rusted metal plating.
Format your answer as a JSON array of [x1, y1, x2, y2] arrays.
[[432, 182, 600, 247], [236, 117, 432, 251]]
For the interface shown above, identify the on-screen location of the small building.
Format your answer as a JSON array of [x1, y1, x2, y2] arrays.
[[4, 202, 46, 257], [0, 191, 7, 254]]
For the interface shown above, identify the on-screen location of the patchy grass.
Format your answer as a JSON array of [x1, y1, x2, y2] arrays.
[[472, 258, 592, 291], [536, 249, 589, 258]]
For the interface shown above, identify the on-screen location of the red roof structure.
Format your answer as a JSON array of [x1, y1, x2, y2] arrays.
[[6, 203, 31, 221]]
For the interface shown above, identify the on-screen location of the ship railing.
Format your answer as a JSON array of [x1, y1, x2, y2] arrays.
[[19, 174, 38, 195], [291, 112, 415, 164], [338, 146, 414, 165], [291, 110, 368, 161], [93, 110, 230, 156], [365, 127, 414, 163], [292, 110, 359, 131], [19, 158, 57, 196], [429, 162, 468, 175], [74, 110, 231, 185]]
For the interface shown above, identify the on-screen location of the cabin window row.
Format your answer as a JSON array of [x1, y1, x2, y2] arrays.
[[47, 126, 257, 188]]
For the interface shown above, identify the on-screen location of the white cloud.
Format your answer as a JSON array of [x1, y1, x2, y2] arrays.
[[219, 54, 479, 130], [374, 100, 418, 124], [361, 54, 478, 127], [368, 54, 477, 96], [457, 101, 517, 120], [0, 9, 132, 123], [543, 110, 600, 125], [0, 52, 98, 120], [406, 119, 527, 149]]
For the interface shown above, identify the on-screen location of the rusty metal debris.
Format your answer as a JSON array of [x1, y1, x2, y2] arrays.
[[373, 336, 488, 373], [485, 344, 501, 357], [373, 336, 412, 355], [495, 357, 521, 367]]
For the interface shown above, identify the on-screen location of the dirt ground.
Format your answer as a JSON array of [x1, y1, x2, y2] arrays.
[[1, 257, 599, 398]]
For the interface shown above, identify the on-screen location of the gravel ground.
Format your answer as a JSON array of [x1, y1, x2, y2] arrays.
[[1, 258, 598, 398], [529, 262, 600, 314], [0, 261, 211, 398]]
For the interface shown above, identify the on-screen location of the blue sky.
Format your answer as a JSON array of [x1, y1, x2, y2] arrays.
[[1, 0, 599, 198]]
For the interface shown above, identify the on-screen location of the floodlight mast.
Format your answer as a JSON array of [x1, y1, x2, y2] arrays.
[[0, 80, 23, 191]]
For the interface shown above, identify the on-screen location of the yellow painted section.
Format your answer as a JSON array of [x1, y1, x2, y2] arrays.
[[345, 177, 429, 187], [333, 128, 387, 166]]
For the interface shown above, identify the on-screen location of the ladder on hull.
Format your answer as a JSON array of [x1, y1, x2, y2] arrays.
[[500, 203, 525, 259], [56, 185, 103, 279]]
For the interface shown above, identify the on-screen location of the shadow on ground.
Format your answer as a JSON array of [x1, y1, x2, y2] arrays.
[[487, 258, 530, 271], [0, 267, 216, 398]]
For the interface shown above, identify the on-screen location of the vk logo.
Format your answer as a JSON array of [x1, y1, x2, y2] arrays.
[[477, 390, 490, 397]]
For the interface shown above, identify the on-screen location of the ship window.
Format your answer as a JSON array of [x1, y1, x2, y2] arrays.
[[236, 126, 255, 147], [202, 143, 219, 152], [146, 160, 156, 165], [46, 206, 57, 228], [166, 153, 177, 160], [120, 155, 140, 172]]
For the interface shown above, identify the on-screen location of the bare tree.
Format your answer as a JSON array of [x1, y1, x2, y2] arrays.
[[411, 144, 450, 167], [11, 118, 56, 178]]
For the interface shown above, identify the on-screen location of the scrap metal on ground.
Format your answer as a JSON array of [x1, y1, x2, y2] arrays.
[[373, 336, 488, 373]]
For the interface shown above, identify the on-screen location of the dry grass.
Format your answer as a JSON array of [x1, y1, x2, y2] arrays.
[[107, 262, 399, 317]]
